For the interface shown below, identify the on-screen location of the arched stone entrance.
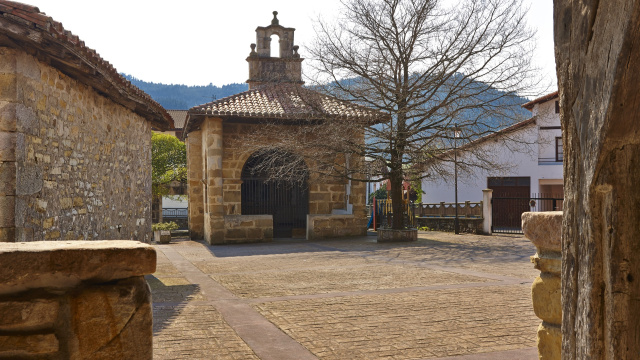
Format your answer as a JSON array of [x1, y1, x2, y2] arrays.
[[241, 151, 309, 238]]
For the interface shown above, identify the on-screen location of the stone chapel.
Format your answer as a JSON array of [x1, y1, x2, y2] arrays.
[[182, 12, 385, 244]]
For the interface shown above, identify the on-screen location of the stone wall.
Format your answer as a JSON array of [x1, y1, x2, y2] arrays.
[[0, 47, 152, 242], [416, 217, 483, 234], [223, 215, 273, 244], [187, 118, 368, 243], [221, 122, 358, 216], [522, 211, 562, 360], [307, 214, 367, 240], [0, 241, 156, 359]]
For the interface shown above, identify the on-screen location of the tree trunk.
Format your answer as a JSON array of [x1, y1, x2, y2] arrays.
[[554, 0, 640, 358], [389, 171, 405, 230]]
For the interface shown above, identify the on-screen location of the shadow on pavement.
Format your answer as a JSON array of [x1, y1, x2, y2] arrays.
[[146, 274, 200, 334]]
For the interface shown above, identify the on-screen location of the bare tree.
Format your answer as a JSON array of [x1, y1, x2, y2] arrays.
[[240, 0, 542, 230]]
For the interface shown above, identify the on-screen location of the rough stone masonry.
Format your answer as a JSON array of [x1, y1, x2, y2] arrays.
[[0, 2, 172, 242]]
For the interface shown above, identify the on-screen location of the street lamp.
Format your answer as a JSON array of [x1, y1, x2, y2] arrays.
[[454, 124, 460, 235]]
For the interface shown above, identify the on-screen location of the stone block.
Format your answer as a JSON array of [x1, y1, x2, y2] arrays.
[[310, 192, 331, 202], [521, 211, 562, 252], [226, 228, 246, 239], [377, 228, 418, 243], [16, 52, 41, 80], [537, 322, 561, 360], [225, 190, 241, 203], [0, 334, 58, 356], [16, 103, 38, 135], [0, 161, 16, 195], [316, 202, 331, 214], [0, 48, 17, 73], [246, 227, 263, 239], [0, 227, 15, 242], [0, 299, 58, 330], [254, 217, 273, 227], [0, 101, 16, 132], [0, 196, 15, 228], [16, 162, 43, 196], [0, 131, 16, 161], [0, 73, 17, 101], [68, 276, 152, 360], [0, 241, 156, 295], [531, 274, 562, 325]]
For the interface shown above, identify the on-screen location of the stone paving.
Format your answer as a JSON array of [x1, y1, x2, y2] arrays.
[[148, 231, 540, 359]]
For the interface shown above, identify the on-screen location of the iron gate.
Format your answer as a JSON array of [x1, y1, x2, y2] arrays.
[[492, 194, 563, 234], [241, 151, 309, 238], [241, 179, 308, 238]]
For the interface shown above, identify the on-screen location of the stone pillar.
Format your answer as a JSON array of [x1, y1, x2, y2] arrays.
[[0, 47, 18, 242], [186, 130, 204, 239], [522, 211, 562, 360], [202, 117, 225, 244], [0, 241, 156, 359], [482, 189, 492, 235]]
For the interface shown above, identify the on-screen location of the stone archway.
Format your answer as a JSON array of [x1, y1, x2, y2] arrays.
[[241, 150, 309, 238]]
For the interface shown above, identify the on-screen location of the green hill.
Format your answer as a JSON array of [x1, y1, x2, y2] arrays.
[[123, 74, 248, 110]]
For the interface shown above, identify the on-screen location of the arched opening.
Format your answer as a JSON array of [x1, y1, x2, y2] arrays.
[[270, 34, 280, 58], [241, 150, 308, 238]]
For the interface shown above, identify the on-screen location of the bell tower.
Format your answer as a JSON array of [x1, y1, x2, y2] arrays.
[[246, 11, 304, 89]]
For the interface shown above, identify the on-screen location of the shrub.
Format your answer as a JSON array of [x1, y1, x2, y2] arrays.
[[152, 222, 179, 231]]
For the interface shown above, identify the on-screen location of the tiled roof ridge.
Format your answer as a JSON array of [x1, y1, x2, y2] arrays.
[[0, 0, 173, 130], [188, 83, 387, 120], [522, 91, 559, 111]]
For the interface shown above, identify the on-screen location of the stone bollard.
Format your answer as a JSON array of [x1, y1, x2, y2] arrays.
[[0, 241, 156, 359], [522, 211, 562, 360]]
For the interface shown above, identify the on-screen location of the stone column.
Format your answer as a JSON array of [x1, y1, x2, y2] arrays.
[[186, 130, 204, 239], [0, 241, 156, 359], [0, 47, 18, 242], [522, 211, 562, 360], [482, 189, 492, 235], [203, 117, 225, 244]]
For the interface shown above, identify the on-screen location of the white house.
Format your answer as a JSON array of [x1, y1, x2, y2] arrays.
[[421, 91, 563, 206]]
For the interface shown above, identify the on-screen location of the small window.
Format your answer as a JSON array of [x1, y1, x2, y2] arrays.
[[555, 100, 560, 114], [556, 137, 563, 162]]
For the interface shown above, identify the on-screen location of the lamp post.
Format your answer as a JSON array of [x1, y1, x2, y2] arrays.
[[454, 124, 460, 235]]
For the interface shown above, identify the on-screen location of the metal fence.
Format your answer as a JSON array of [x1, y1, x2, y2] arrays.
[[162, 208, 188, 230]]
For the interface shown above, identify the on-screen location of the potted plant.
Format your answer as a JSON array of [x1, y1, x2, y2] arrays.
[[152, 222, 179, 244]]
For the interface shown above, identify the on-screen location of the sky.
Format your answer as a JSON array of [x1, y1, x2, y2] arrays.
[[23, 0, 557, 90]]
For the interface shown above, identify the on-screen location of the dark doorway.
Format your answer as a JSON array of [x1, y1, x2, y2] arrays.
[[241, 151, 308, 238], [489, 176, 530, 233]]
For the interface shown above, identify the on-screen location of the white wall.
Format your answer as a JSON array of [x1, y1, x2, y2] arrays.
[[421, 98, 563, 203], [162, 195, 188, 208]]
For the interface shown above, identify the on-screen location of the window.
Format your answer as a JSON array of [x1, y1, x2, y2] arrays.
[[555, 100, 560, 114], [556, 137, 563, 162]]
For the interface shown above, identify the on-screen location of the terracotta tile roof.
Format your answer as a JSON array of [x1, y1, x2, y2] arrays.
[[522, 91, 559, 110], [0, 1, 173, 130], [167, 110, 187, 129], [185, 83, 389, 132]]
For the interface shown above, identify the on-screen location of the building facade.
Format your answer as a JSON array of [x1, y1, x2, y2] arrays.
[[421, 92, 563, 205], [183, 13, 384, 244], [0, 2, 172, 242]]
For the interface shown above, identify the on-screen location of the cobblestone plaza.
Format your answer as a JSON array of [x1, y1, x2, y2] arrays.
[[149, 232, 539, 359]]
